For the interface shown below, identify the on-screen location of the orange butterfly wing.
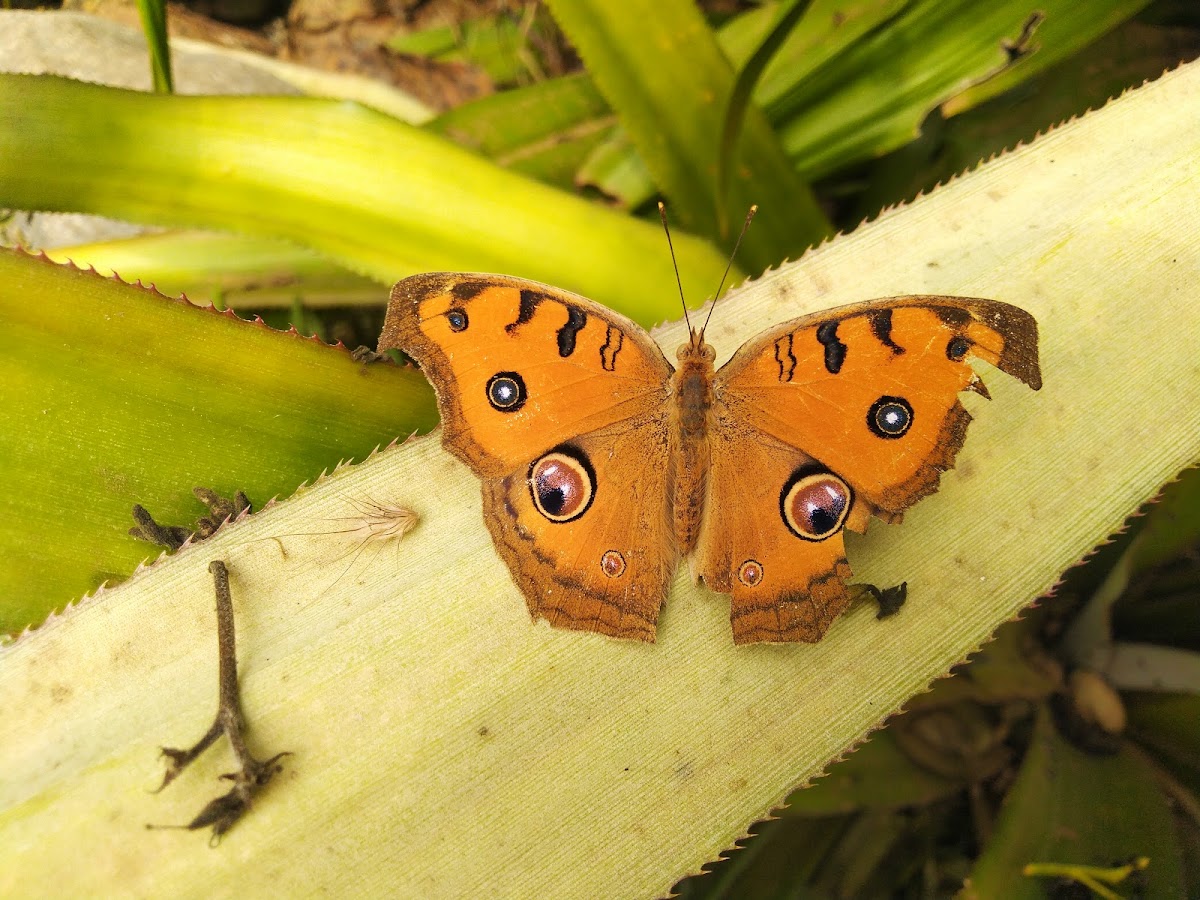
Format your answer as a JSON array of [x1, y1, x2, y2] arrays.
[[697, 296, 1041, 644], [379, 273, 678, 641]]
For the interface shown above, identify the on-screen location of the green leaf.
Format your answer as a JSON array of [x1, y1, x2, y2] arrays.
[[967, 708, 1184, 897], [584, 0, 1151, 206], [679, 816, 847, 896], [905, 618, 1059, 709], [0, 250, 434, 633], [717, 0, 908, 116], [716, 0, 814, 227], [772, 0, 1149, 175], [1115, 593, 1200, 654], [1130, 468, 1200, 574], [576, 0, 911, 205], [544, 0, 829, 270], [387, 25, 457, 58], [0, 74, 731, 326], [424, 73, 616, 190], [781, 730, 961, 815], [1062, 467, 1200, 669], [1126, 692, 1200, 794], [574, 125, 655, 203], [855, 16, 1195, 218], [943, 0, 1156, 115], [388, 10, 549, 86], [1104, 470, 1200, 649]]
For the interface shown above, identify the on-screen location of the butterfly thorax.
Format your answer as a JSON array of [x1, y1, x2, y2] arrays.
[[670, 334, 716, 553]]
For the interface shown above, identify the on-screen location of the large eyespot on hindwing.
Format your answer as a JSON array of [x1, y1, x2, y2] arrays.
[[529, 446, 596, 523], [780, 470, 852, 541], [486, 371, 527, 413], [867, 396, 913, 440]]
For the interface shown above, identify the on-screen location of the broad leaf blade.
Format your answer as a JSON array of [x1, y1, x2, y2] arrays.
[[425, 73, 616, 189], [45, 231, 381, 308], [780, 730, 961, 815], [715, 0, 815, 228], [944, 0, 1156, 115], [966, 709, 1183, 897], [772, 0, 1151, 175], [583, 0, 1151, 206]]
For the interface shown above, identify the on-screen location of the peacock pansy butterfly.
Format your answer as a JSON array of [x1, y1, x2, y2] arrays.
[[379, 273, 1041, 644]]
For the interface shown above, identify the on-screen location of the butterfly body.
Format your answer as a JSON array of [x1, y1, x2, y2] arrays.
[[670, 336, 717, 554], [380, 273, 1040, 645]]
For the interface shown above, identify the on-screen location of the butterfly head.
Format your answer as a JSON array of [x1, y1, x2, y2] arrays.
[[677, 328, 716, 366]]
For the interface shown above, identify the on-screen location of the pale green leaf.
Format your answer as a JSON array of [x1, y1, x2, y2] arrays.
[[45, 231, 381, 308]]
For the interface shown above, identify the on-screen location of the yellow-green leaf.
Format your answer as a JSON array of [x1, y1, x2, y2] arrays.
[[545, 0, 829, 269]]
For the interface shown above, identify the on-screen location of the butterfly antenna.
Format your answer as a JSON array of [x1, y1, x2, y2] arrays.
[[700, 204, 758, 338], [658, 201, 694, 334]]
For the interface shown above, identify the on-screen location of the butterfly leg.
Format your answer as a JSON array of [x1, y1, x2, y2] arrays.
[[349, 345, 392, 364], [151, 560, 289, 841], [856, 582, 908, 620]]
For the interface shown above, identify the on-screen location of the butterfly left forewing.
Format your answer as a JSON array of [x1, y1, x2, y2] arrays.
[[699, 295, 1040, 643], [715, 296, 1041, 520], [380, 272, 674, 477]]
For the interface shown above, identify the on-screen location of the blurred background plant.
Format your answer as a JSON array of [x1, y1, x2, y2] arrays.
[[1, 0, 1197, 895]]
